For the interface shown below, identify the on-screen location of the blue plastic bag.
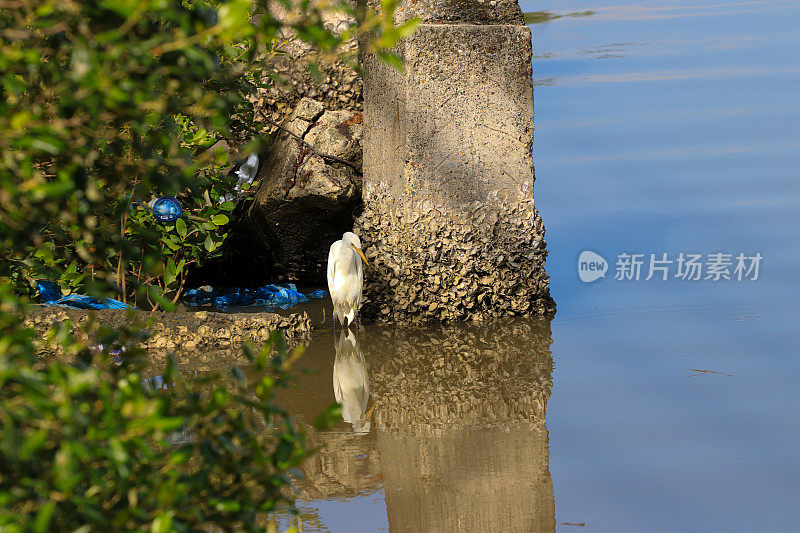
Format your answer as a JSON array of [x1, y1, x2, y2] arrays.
[[182, 284, 327, 311], [37, 281, 133, 310]]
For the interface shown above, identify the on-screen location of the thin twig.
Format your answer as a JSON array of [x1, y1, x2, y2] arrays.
[[171, 270, 188, 304], [257, 109, 362, 174], [158, 24, 221, 54], [687, 368, 733, 377], [117, 139, 138, 305]]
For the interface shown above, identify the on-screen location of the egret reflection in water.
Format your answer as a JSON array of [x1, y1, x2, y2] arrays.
[[333, 329, 371, 434]]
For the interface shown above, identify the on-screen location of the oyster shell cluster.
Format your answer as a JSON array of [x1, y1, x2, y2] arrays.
[[355, 182, 556, 323], [364, 318, 553, 431]]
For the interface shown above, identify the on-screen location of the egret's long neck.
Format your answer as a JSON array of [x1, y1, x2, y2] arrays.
[[338, 250, 358, 273]]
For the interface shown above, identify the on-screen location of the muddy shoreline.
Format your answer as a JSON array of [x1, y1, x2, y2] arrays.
[[24, 306, 312, 370]]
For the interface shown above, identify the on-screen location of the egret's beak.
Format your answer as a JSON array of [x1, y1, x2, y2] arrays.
[[351, 243, 368, 265], [362, 402, 376, 422]]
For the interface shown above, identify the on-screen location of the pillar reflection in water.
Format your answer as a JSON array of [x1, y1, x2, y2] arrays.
[[366, 319, 555, 532], [298, 318, 556, 532]]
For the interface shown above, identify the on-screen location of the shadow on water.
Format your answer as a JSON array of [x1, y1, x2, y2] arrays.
[[278, 318, 557, 532]]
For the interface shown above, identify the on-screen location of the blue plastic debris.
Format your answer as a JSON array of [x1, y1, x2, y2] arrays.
[[182, 284, 326, 311], [307, 290, 328, 299], [152, 196, 182, 223], [37, 280, 133, 310], [37, 280, 63, 302]]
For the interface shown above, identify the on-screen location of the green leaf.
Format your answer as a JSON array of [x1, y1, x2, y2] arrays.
[[214, 146, 229, 165], [307, 62, 323, 83], [0, 0, 346, 524], [151, 512, 173, 533], [161, 235, 180, 251], [396, 18, 421, 39], [210, 386, 228, 408], [32, 500, 56, 533], [218, 0, 254, 40], [175, 217, 187, 239], [30, 137, 64, 154], [164, 257, 177, 287], [100, 0, 138, 17], [230, 365, 246, 383], [166, 447, 192, 467], [313, 403, 343, 430], [10, 111, 31, 130], [209, 499, 241, 512], [377, 51, 405, 71], [145, 284, 175, 311]]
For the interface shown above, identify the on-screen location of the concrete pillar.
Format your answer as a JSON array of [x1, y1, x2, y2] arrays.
[[356, 0, 554, 322]]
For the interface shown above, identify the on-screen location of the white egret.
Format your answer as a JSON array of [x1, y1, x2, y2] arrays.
[[327, 231, 368, 328], [333, 329, 371, 433]]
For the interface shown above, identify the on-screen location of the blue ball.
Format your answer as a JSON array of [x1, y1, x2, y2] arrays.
[[152, 196, 182, 223]]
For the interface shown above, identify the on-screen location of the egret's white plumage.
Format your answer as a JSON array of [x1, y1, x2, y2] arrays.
[[333, 329, 370, 433], [327, 231, 367, 327]]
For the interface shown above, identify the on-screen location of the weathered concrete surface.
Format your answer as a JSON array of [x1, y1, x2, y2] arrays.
[[393, 0, 524, 25], [357, 2, 554, 322]]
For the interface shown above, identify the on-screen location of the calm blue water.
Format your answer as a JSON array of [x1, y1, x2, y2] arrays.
[[531, 1, 800, 531], [274, 2, 800, 531]]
